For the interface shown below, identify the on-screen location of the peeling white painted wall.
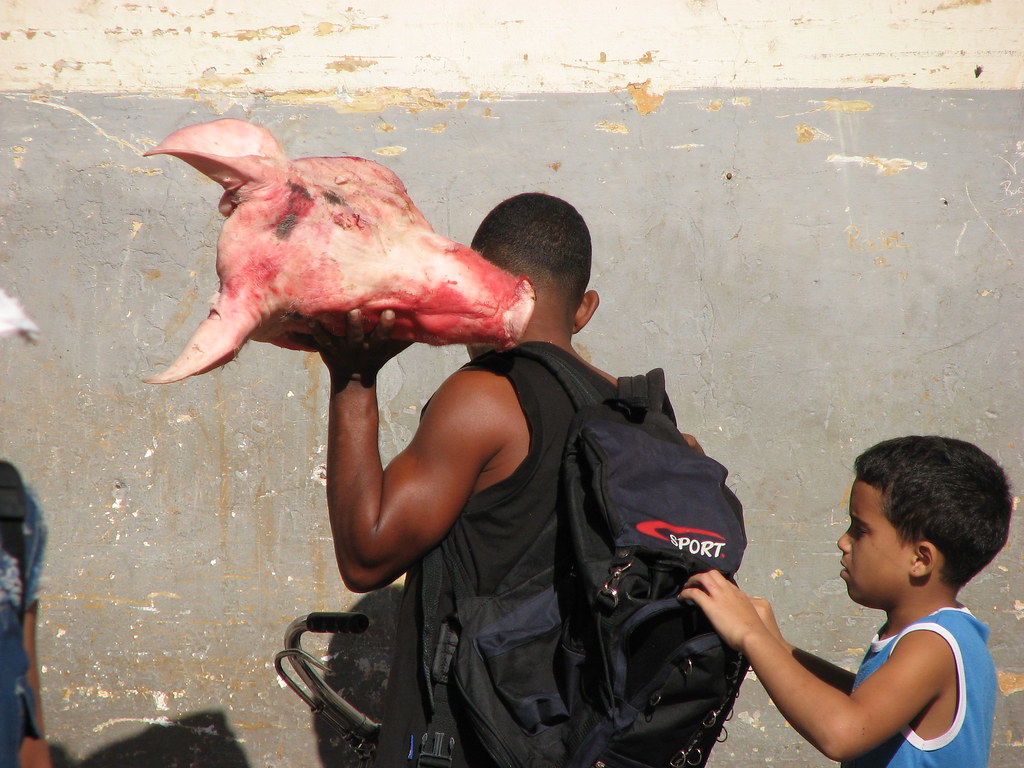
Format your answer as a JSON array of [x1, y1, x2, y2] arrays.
[[2, 0, 1023, 96]]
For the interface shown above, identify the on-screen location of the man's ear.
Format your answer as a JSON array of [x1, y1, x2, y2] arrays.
[[572, 290, 600, 333]]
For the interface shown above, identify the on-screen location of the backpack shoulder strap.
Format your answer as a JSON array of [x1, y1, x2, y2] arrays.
[[417, 540, 477, 767], [0, 461, 29, 625], [515, 344, 677, 424], [508, 343, 605, 410]]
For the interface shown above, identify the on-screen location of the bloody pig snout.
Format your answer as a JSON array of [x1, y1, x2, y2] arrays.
[[143, 118, 535, 384]]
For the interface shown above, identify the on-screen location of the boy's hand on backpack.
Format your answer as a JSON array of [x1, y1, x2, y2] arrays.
[[679, 570, 771, 653]]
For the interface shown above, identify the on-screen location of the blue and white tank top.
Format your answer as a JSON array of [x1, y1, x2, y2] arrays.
[[842, 607, 995, 767]]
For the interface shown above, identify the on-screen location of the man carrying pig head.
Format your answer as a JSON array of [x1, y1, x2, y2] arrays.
[[309, 192, 700, 768]]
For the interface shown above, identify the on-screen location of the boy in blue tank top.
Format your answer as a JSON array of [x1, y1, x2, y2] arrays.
[[680, 436, 1013, 766]]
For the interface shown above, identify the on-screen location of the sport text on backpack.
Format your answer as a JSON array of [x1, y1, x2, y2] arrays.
[[421, 344, 748, 768]]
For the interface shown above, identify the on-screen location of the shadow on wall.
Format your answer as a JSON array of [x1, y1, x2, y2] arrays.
[[44, 588, 402, 768], [311, 587, 403, 768], [49, 711, 251, 768]]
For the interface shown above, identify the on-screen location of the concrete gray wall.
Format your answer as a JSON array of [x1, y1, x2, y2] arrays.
[[1, 86, 1021, 766]]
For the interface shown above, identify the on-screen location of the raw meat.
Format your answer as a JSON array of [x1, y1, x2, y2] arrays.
[[143, 118, 534, 384]]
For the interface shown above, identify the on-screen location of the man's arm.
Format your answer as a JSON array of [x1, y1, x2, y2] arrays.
[[20, 602, 52, 768], [680, 571, 954, 762], [312, 310, 526, 592]]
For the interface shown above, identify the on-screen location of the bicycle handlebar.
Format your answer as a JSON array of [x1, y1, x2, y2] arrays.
[[302, 611, 370, 635], [276, 611, 381, 762]]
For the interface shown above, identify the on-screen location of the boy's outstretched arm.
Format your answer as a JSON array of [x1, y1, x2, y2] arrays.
[[746, 594, 855, 694], [680, 570, 955, 762]]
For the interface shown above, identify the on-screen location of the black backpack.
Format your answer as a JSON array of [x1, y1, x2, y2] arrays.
[[421, 345, 747, 768]]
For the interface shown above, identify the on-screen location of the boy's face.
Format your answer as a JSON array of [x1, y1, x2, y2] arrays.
[[837, 481, 918, 611]]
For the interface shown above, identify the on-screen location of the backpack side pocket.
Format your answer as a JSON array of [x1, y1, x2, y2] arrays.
[[454, 574, 584, 737]]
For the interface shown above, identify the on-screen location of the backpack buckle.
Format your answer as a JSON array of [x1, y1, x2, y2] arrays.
[[418, 731, 455, 767], [599, 560, 633, 608]]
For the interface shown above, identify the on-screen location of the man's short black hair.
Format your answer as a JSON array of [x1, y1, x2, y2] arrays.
[[471, 193, 592, 305], [854, 435, 1013, 587]]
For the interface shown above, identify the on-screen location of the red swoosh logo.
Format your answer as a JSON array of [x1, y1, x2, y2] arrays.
[[636, 521, 725, 542]]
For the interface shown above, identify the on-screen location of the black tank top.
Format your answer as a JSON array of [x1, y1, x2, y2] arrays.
[[373, 342, 614, 768]]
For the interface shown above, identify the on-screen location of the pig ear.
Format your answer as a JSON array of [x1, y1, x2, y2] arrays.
[[144, 118, 287, 190], [144, 300, 258, 384], [145, 150, 272, 190]]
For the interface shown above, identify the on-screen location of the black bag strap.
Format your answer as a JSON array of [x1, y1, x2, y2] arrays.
[[417, 547, 453, 767], [420, 540, 475, 709], [0, 461, 29, 626], [420, 549, 443, 713], [511, 344, 605, 410], [418, 540, 474, 767], [514, 343, 676, 424]]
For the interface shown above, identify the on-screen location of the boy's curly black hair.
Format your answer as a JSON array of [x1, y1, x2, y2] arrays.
[[855, 435, 1013, 586]]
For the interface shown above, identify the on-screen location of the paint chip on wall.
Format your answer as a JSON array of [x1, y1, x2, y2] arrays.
[[818, 98, 874, 113], [326, 57, 377, 73], [214, 26, 301, 42], [998, 671, 1024, 696], [828, 153, 927, 175], [625, 79, 664, 115], [795, 124, 832, 143]]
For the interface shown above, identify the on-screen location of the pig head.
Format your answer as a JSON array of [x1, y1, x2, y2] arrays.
[[143, 118, 534, 384]]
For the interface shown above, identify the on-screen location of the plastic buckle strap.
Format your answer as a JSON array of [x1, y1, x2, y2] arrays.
[[418, 668, 458, 768], [418, 731, 456, 768]]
